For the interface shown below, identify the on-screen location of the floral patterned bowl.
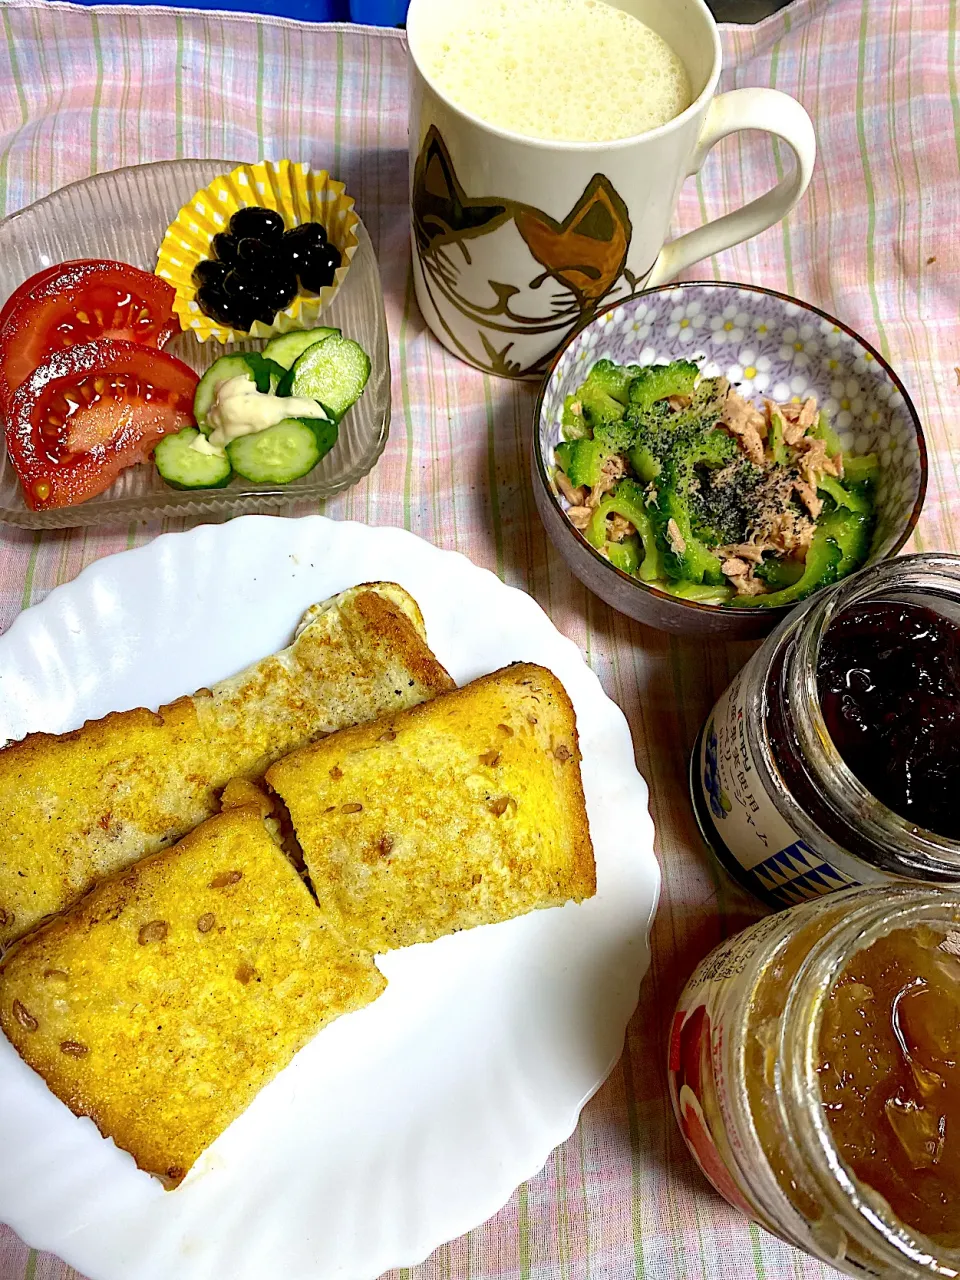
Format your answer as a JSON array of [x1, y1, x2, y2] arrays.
[[532, 282, 927, 638]]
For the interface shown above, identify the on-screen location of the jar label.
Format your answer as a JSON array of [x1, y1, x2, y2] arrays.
[[669, 901, 890, 1266], [667, 1001, 758, 1221], [668, 915, 790, 1235], [696, 668, 878, 907]]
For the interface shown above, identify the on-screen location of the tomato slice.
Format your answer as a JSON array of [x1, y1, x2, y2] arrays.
[[5, 340, 198, 511], [0, 263, 65, 339], [0, 261, 180, 410]]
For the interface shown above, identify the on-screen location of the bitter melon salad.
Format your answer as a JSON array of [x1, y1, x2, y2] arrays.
[[553, 358, 878, 607]]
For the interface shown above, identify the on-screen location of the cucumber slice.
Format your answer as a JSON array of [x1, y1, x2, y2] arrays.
[[263, 327, 340, 370], [289, 334, 371, 421], [194, 352, 287, 428], [226, 417, 338, 484], [154, 428, 233, 490], [255, 357, 289, 392], [194, 354, 255, 428]]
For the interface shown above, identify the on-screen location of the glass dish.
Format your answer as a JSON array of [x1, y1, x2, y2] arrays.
[[0, 160, 390, 529]]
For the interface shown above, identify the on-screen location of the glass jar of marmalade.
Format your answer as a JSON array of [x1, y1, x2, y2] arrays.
[[669, 884, 960, 1276], [693, 553, 960, 908]]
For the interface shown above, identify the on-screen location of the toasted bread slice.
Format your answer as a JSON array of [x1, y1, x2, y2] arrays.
[[0, 805, 385, 1187], [0, 582, 454, 947], [267, 663, 596, 953]]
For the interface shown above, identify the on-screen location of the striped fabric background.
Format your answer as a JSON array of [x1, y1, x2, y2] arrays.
[[0, 0, 958, 1275]]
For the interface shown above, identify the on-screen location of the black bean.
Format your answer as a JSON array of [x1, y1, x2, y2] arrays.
[[229, 206, 286, 242], [211, 232, 240, 265]]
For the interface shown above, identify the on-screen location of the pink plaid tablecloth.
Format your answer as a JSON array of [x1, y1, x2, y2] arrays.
[[0, 0, 957, 1276]]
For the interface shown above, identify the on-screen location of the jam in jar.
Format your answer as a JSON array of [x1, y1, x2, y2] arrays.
[[692, 554, 960, 908], [820, 922, 960, 1248], [669, 884, 960, 1276], [817, 601, 960, 841]]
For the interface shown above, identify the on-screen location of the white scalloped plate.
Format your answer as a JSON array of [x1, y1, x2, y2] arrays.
[[0, 516, 658, 1280]]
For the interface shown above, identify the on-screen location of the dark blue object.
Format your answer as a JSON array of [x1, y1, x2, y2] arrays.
[[348, 0, 408, 23], [56, 0, 350, 17], [47, 0, 412, 20]]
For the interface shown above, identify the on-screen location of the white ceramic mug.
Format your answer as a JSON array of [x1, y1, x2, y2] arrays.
[[406, 0, 816, 379]]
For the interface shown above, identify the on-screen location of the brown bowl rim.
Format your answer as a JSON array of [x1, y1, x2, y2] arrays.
[[532, 280, 929, 617]]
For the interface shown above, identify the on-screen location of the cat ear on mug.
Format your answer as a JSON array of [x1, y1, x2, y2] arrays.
[[413, 125, 510, 252], [514, 174, 632, 309]]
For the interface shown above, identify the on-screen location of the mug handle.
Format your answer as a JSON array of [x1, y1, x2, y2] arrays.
[[645, 88, 816, 288]]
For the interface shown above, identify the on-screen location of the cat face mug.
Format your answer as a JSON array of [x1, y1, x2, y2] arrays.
[[406, 0, 816, 379]]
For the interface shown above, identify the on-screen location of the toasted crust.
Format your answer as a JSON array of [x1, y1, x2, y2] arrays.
[[267, 663, 596, 953], [0, 583, 454, 947], [0, 805, 385, 1187]]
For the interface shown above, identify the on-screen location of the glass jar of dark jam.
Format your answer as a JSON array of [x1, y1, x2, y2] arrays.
[[692, 554, 960, 907]]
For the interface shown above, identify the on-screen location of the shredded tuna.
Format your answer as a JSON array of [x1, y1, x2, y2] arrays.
[[725, 387, 768, 433], [784, 418, 806, 446], [797, 397, 819, 431], [596, 453, 626, 495], [791, 521, 816, 554], [667, 394, 692, 411], [767, 400, 803, 446], [796, 435, 843, 485], [793, 477, 824, 520], [771, 396, 819, 446], [721, 556, 750, 578], [585, 454, 627, 509], [762, 510, 816, 557], [556, 470, 586, 505], [666, 518, 686, 555], [566, 505, 592, 530], [727, 570, 766, 597], [743, 466, 818, 558], [720, 551, 765, 596], [718, 542, 767, 565], [607, 513, 635, 543], [721, 388, 767, 466]]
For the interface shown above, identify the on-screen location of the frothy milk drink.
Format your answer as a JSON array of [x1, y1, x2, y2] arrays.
[[415, 0, 692, 143]]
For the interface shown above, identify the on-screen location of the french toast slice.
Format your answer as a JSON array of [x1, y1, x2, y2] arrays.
[[0, 582, 454, 947], [0, 805, 385, 1188], [267, 663, 596, 953]]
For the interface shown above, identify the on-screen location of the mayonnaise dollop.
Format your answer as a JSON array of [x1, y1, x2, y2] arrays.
[[195, 375, 327, 454]]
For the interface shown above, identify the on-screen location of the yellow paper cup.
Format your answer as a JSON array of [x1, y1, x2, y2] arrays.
[[156, 160, 359, 345]]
